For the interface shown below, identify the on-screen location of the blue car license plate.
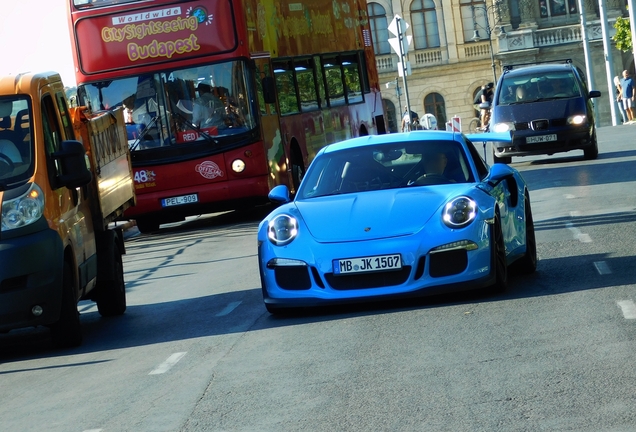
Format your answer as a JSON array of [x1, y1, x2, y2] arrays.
[[333, 254, 402, 275]]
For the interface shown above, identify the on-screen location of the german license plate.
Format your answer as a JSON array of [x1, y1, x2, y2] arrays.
[[333, 254, 402, 275], [161, 194, 198, 207], [526, 134, 557, 143]]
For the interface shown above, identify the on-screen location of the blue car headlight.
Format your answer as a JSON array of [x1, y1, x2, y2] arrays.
[[2, 183, 45, 232], [492, 122, 514, 133], [567, 114, 586, 125], [443, 196, 477, 228], [267, 214, 298, 246]]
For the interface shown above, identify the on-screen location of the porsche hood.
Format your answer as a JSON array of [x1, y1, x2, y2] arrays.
[[294, 186, 472, 242]]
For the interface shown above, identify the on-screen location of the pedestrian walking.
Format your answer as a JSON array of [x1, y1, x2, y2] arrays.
[[619, 70, 635, 122], [614, 75, 627, 124]]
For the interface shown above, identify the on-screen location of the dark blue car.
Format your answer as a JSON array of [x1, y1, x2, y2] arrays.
[[490, 60, 601, 163]]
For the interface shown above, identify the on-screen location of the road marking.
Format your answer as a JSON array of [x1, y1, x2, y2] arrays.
[[617, 301, 636, 319], [593, 261, 612, 275], [82, 430, 103, 432], [149, 352, 187, 375], [565, 222, 592, 243], [215, 301, 242, 317]]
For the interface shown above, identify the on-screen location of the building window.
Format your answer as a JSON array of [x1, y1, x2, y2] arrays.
[[424, 93, 446, 126], [411, 0, 441, 49], [539, 0, 577, 18], [460, 0, 487, 42], [368, 3, 390, 55], [383, 99, 399, 133]]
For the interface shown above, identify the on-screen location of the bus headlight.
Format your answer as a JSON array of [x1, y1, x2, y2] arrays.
[[1, 183, 45, 231], [232, 159, 246, 173]]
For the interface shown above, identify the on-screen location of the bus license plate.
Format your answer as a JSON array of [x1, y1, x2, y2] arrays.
[[526, 134, 557, 144], [161, 194, 198, 207], [333, 254, 402, 275]]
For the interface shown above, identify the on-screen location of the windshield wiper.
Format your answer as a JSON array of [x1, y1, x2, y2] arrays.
[[172, 111, 219, 145]]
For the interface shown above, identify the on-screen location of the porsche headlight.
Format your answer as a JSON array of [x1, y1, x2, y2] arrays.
[[2, 183, 45, 231], [443, 196, 477, 228], [492, 122, 514, 133], [567, 114, 586, 125], [267, 214, 298, 246]]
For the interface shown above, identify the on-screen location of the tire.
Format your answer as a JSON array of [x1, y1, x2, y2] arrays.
[[291, 157, 305, 195], [468, 118, 480, 133], [50, 263, 83, 348], [136, 218, 160, 234], [490, 213, 508, 294], [512, 194, 537, 274], [583, 130, 598, 160], [493, 150, 512, 164], [96, 240, 127, 317]]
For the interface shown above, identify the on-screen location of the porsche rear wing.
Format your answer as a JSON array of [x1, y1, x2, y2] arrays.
[[465, 131, 513, 144]]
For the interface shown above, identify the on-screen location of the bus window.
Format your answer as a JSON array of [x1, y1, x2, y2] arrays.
[[273, 60, 300, 115], [314, 55, 327, 108], [323, 55, 345, 107], [295, 58, 319, 112], [342, 53, 363, 104]]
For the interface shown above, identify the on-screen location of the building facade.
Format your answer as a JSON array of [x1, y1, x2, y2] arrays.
[[369, 0, 632, 132]]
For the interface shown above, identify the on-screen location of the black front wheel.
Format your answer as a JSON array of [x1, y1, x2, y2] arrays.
[[50, 263, 83, 348], [512, 194, 537, 274], [95, 237, 127, 317], [490, 213, 508, 294]]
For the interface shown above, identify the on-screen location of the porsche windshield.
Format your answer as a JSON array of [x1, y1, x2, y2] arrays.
[[77, 60, 257, 151], [299, 140, 474, 199]]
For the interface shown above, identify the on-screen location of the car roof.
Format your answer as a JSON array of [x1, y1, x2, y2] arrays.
[[321, 131, 463, 154], [503, 63, 574, 77]]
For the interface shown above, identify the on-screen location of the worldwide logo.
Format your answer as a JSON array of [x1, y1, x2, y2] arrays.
[[196, 161, 224, 180]]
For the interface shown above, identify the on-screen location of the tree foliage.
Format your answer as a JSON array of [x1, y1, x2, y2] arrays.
[[613, 16, 632, 52]]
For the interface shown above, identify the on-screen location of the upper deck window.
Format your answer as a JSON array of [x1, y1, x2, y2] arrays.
[[73, 0, 141, 9]]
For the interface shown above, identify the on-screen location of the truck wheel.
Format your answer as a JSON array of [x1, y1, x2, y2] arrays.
[[96, 244, 127, 317], [50, 263, 83, 348], [136, 218, 160, 234]]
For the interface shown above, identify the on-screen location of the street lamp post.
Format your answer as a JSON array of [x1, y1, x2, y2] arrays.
[[471, 0, 504, 84], [385, 78, 402, 132]]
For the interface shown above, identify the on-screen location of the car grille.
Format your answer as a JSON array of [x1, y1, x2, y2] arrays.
[[429, 250, 468, 277], [275, 266, 312, 290], [514, 118, 566, 131], [325, 266, 412, 290]]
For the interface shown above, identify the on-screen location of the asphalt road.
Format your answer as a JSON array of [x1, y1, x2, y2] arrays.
[[2, 124, 636, 431]]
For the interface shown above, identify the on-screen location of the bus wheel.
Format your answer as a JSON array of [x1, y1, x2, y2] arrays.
[[291, 158, 305, 194], [136, 218, 160, 234], [96, 235, 127, 317], [50, 263, 82, 348]]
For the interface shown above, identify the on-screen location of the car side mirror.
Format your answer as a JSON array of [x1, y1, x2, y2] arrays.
[[488, 163, 515, 186], [588, 90, 601, 98], [52, 140, 92, 189], [268, 184, 292, 204]]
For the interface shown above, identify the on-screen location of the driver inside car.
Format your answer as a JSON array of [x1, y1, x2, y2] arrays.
[[414, 151, 454, 185]]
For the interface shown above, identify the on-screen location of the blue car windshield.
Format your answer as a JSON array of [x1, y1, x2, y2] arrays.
[[497, 71, 581, 105], [299, 140, 474, 199]]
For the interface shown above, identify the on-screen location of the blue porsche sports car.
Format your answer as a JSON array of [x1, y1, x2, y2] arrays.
[[257, 130, 536, 313]]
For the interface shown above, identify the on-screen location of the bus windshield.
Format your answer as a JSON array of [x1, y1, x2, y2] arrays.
[[78, 60, 256, 151]]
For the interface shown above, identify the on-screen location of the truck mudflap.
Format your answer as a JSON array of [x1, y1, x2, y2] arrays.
[[0, 226, 64, 332]]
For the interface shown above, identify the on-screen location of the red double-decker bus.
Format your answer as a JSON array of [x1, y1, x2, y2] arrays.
[[67, 0, 386, 233]]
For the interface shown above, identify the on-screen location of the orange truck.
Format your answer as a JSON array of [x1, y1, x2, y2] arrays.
[[0, 71, 135, 347]]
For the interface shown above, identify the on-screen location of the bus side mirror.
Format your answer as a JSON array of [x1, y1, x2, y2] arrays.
[[262, 77, 276, 104], [52, 140, 92, 189]]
